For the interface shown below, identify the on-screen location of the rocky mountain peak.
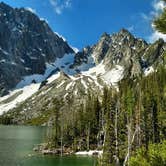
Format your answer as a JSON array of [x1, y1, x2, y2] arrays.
[[100, 32, 110, 39], [0, 2, 74, 96], [119, 28, 131, 35], [92, 33, 112, 63]]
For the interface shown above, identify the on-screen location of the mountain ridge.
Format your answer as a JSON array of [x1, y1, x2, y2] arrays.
[[0, 3, 165, 124], [0, 2, 74, 96]]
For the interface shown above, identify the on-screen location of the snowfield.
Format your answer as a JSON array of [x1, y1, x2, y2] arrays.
[[0, 53, 75, 114], [0, 83, 40, 115], [16, 53, 75, 88], [102, 65, 124, 85], [0, 53, 126, 115]]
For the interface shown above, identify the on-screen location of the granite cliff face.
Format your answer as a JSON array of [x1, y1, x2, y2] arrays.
[[72, 29, 166, 79], [0, 2, 73, 96], [0, 3, 166, 124]]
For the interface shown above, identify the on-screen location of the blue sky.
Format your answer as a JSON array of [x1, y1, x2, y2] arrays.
[[1, 0, 166, 49]]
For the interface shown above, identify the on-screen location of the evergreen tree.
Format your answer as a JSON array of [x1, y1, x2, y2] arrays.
[[154, 0, 166, 33]]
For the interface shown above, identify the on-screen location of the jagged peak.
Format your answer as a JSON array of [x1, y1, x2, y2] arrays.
[[109, 28, 134, 40], [83, 45, 91, 53], [97, 32, 112, 45], [101, 32, 110, 38], [119, 28, 131, 34], [116, 28, 135, 39]]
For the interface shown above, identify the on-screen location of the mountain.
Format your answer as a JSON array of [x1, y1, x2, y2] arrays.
[[0, 3, 166, 125], [0, 2, 74, 96]]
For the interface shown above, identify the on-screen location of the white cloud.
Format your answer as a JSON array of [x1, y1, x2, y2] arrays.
[[153, 0, 165, 12], [25, 7, 36, 14], [140, 13, 151, 21], [49, 0, 72, 15], [149, 31, 166, 42], [147, 0, 166, 42], [140, 0, 165, 21]]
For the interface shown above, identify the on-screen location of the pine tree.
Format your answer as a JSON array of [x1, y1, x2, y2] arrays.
[[154, 0, 166, 33]]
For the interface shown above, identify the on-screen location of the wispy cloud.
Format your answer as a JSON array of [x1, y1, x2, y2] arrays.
[[49, 0, 72, 15], [140, 0, 165, 21], [140, 13, 150, 21], [153, 0, 165, 12], [149, 31, 166, 42]]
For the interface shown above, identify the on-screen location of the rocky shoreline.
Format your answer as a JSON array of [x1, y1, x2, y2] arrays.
[[33, 143, 103, 156], [33, 143, 73, 155]]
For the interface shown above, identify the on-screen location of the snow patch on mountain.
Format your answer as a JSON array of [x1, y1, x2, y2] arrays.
[[47, 72, 61, 84], [0, 83, 40, 115], [75, 56, 95, 72], [16, 53, 75, 88], [102, 65, 124, 85], [81, 79, 88, 90], [66, 82, 75, 90], [0, 53, 76, 114], [71, 46, 79, 53], [144, 66, 154, 76], [54, 32, 66, 41], [25, 7, 36, 14], [56, 80, 65, 88], [81, 61, 106, 76]]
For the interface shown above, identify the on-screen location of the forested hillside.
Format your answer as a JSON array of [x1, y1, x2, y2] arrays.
[[0, 1, 166, 166]]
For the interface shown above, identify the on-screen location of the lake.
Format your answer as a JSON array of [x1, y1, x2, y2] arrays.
[[0, 125, 96, 166]]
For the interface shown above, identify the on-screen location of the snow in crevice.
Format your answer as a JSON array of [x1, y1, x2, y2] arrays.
[[144, 66, 154, 76], [56, 80, 65, 88], [0, 47, 9, 55], [74, 89, 78, 95], [81, 79, 88, 90], [65, 82, 75, 91]]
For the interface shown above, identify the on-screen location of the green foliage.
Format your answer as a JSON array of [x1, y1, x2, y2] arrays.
[[43, 64, 166, 165], [153, 1, 166, 34], [102, 66, 166, 165], [130, 141, 166, 166], [0, 116, 13, 125], [154, 8, 166, 34], [25, 111, 51, 125]]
